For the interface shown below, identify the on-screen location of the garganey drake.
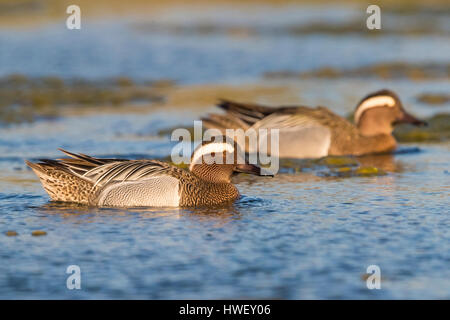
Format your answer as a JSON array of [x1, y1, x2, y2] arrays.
[[26, 138, 266, 207], [202, 89, 426, 159]]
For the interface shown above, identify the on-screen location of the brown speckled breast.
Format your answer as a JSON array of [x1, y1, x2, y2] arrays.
[[178, 176, 240, 207]]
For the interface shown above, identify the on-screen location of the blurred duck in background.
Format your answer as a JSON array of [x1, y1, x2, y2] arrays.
[[202, 89, 427, 159]]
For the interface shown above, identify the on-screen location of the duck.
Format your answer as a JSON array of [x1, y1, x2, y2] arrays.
[[26, 137, 266, 207], [202, 89, 427, 159]]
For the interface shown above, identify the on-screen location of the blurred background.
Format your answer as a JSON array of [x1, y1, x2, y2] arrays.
[[0, 0, 449, 299]]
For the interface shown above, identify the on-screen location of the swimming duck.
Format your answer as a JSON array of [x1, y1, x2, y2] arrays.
[[202, 89, 426, 158], [26, 138, 265, 207]]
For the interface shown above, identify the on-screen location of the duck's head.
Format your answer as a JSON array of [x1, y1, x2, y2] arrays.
[[354, 89, 426, 136], [189, 135, 265, 183]]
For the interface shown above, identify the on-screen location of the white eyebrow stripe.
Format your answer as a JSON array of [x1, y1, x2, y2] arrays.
[[189, 142, 234, 170], [354, 96, 396, 124]]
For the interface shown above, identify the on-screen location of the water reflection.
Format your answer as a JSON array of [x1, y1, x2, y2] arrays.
[[357, 153, 404, 173], [274, 148, 422, 177], [35, 200, 244, 226]]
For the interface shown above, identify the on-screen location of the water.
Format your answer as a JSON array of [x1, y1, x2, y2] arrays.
[[0, 4, 449, 299], [1, 9, 449, 83]]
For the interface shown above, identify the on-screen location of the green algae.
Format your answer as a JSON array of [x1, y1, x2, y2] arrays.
[[321, 165, 386, 178], [355, 166, 385, 176], [0, 74, 170, 124], [316, 156, 359, 168], [31, 230, 47, 236], [285, 21, 445, 37], [264, 62, 450, 81], [135, 14, 447, 38], [279, 157, 387, 178], [395, 113, 450, 143], [417, 93, 450, 105]]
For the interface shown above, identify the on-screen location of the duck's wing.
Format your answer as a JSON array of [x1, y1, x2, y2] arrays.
[[35, 149, 181, 188], [55, 149, 127, 175], [252, 106, 353, 131], [82, 159, 176, 188], [216, 99, 279, 124], [201, 112, 251, 133], [202, 99, 301, 132], [203, 99, 325, 130], [82, 157, 196, 207], [83, 159, 186, 207], [250, 107, 357, 159], [27, 150, 187, 206]]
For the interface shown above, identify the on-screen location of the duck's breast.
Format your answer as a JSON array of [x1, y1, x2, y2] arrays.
[[96, 176, 180, 207]]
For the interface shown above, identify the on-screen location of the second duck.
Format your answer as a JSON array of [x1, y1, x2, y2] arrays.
[[202, 89, 426, 159]]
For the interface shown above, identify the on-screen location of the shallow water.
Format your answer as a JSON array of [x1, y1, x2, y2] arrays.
[[1, 8, 450, 83], [1, 112, 449, 299], [0, 4, 449, 299]]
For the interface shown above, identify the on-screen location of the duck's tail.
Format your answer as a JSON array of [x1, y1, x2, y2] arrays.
[[201, 113, 250, 133], [25, 159, 93, 204]]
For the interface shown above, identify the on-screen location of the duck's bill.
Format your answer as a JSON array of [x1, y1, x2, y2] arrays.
[[396, 112, 428, 126], [235, 164, 273, 177]]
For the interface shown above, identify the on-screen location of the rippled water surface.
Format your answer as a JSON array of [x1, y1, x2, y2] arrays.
[[0, 4, 449, 299]]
